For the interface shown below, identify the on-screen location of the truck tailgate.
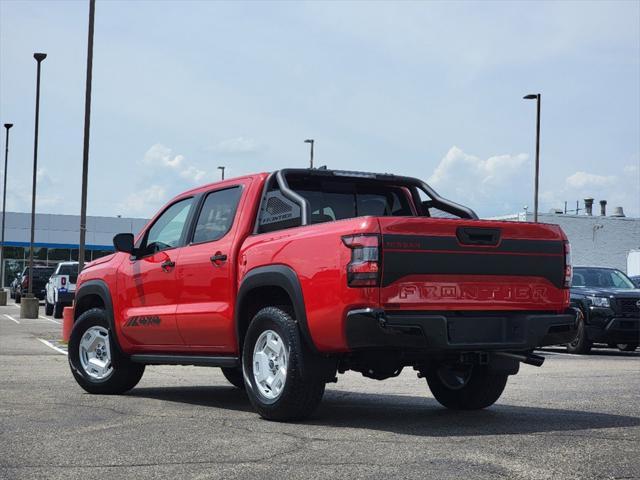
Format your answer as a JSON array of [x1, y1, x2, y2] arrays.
[[378, 217, 568, 312]]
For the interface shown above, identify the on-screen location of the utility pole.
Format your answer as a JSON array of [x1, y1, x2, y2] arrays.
[[78, 0, 96, 272]]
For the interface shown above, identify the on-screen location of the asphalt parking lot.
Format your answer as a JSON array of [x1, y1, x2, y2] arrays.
[[0, 300, 638, 480]]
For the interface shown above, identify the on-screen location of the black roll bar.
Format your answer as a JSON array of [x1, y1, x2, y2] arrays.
[[271, 168, 478, 227]]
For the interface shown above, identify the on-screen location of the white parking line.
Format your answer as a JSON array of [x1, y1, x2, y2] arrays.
[[3, 314, 20, 324], [37, 338, 68, 355], [39, 315, 61, 325]]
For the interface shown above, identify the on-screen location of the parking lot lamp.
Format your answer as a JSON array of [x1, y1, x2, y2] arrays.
[[218, 166, 225, 180], [304, 139, 314, 169], [1, 123, 13, 291], [78, 0, 96, 273], [28, 53, 47, 297], [523, 93, 541, 222]]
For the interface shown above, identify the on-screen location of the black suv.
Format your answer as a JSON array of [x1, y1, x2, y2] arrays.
[[568, 267, 640, 353], [15, 266, 55, 304]]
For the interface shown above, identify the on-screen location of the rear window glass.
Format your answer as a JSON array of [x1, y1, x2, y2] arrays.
[[258, 177, 413, 233], [58, 265, 77, 276], [32, 268, 55, 279]]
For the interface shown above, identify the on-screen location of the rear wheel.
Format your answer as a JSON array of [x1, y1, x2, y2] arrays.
[[53, 301, 64, 319], [45, 300, 54, 316], [617, 343, 638, 352], [68, 308, 145, 394], [242, 307, 325, 421], [425, 363, 508, 410], [566, 308, 592, 354], [221, 367, 245, 389]]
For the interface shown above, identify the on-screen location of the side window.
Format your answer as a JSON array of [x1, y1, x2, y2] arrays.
[[192, 187, 242, 244], [141, 197, 194, 256]]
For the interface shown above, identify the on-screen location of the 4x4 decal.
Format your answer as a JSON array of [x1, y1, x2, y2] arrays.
[[125, 315, 161, 327]]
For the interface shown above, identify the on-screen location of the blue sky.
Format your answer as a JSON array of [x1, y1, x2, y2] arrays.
[[1, 0, 638, 218]]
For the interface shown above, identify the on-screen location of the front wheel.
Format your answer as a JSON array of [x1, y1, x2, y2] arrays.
[[15, 293, 21, 304], [425, 363, 508, 410], [68, 308, 145, 394], [617, 343, 638, 352], [566, 308, 592, 354], [45, 300, 54, 316], [242, 307, 325, 421]]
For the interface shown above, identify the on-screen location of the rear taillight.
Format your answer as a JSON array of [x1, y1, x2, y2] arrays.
[[563, 241, 572, 288], [21, 277, 29, 289], [342, 234, 380, 287], [61, 277, 67, 286]]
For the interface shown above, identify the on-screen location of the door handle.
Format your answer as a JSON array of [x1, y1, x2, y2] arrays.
[[210, 253, 227, 265], [161, 260, 176, 272]]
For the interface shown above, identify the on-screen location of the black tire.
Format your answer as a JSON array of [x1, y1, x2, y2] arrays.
[[425, 363, 508, 410], [68, 308, 145, 394], [566, 308, 592, 354], [45, 300, 54, 316], [617, 343, 638, 352], [221, 367, 245, 389], [242, 306, 325, 421], [53, 301, 64, 319], [15, 293, 21, 304]]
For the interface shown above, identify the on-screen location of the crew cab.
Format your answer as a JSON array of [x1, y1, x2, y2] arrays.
[[45, 261, 79, 318], [568, 266, 640, 353], [68, 169, 577, 420]]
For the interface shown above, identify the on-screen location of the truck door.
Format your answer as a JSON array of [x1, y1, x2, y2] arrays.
[[117, 197, 195, 347], [175, 183, 246, 352]]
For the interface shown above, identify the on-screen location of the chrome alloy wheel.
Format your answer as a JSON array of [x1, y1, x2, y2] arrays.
[[252, 330, 288, 400], [79, 326, 114, 380]]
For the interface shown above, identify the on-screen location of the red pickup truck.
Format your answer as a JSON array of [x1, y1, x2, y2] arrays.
[[68, 168, 577, 420]]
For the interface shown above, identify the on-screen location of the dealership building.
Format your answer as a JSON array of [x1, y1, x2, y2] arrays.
[[1, 211, 148, 287]]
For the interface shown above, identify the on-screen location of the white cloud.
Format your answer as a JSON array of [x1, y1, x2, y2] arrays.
[[210, 137, 258, 154], [427, 146, 530, 215], [119, 185, 167, 215], [542, 164, 639, 217], [143, 144, 185, 169], [565, 171, 616, 189], [179, 165, 207, 183]]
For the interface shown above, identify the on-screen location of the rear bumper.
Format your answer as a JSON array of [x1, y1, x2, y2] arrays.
[[345, 308, 578, 352], [587, 317, 640, 344], [57, 291, 75, 304]]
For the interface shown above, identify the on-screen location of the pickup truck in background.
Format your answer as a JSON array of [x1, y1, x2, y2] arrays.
[[45, 261, 79, 318], [68, 168, 578, 420], [15, 266, 55, 304]]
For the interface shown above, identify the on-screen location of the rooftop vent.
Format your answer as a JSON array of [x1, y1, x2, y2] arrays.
[[584, 198, 594, 216], [611, 206, 626, 217], [599, 200, 607, 216]]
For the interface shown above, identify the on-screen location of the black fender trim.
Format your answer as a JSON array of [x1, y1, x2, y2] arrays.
[[74, 279, 126, 361], [235, 265, 316, 353]]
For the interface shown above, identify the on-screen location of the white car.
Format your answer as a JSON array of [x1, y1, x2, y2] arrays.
[[45, 262, 79, 318]]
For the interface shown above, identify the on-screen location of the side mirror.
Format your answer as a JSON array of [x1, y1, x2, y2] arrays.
[[113, 233, 135, 254]]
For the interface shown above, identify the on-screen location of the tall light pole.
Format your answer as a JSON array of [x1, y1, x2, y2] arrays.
[[218, 166, 225, 180], [1, 123, 13, 291], [78, 0, 96, 273], [523, 93, 541, 222], [27, 53, 47, 298], [304, 139, 314, 169]]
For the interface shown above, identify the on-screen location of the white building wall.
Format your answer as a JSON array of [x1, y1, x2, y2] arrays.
[[4, 212, 148, 247]]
